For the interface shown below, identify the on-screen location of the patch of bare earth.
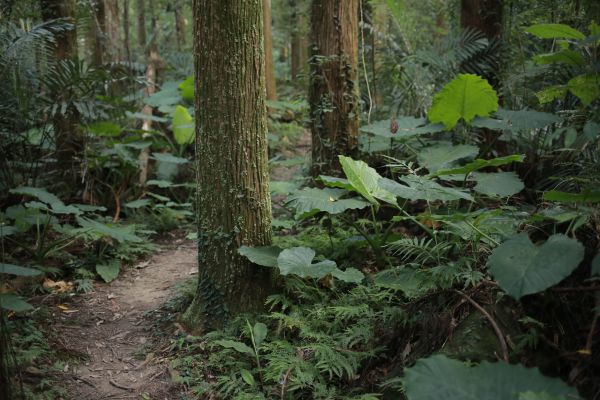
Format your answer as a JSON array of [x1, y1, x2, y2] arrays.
[[53, 236, 197, 399]]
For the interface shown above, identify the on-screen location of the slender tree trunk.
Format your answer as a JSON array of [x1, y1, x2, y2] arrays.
[[182, 0, 274, 332], [263, 0, 277, 101], [309, 0, 359, 177], [123, 0, 131, 64], [137, 0, 146, 49], [138, 3, 162, 185], [174, 0, 187, 51], [290, 0, 309, 80], [40, 0, 83, 188]]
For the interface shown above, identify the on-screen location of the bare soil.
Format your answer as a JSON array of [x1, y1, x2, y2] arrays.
[[53, 235, 197, 399]]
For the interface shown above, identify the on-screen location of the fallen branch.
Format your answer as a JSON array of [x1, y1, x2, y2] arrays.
[[455, 290, 509, 362]]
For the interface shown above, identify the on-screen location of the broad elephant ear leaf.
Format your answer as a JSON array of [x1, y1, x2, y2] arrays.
[[285, 188, 369, 219], [428, 74, 499, 130], [486, 234, 584, 299], [238, 246, 282, 267], [277, 247, 337, 279], [403, 354, 579, 400]]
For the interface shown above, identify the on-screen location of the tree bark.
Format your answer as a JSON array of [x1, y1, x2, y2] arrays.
[[182, 0, 274, 332], [263, 0, 277, 101], [290, 0, 308, 80], [137, 0, 146, 48], [309, 0, 359, 177]]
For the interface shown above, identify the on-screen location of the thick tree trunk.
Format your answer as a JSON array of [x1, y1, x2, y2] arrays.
[[137, 0, 146, 48], [309, 0, 359, 177], [263, 0, 277, 100], [174, 1, 187, 51], [182, 0, 274, 332], [460, 0, 503, 39], [40, 0, 83, 188], [104, 0, 121, 61], [290, 0, 309, 80]]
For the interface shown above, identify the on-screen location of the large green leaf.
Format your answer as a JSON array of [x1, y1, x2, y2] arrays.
[[417, 144, 479, 172], [495, 109, 562, 131], [433, 154, 525, 177], [96, 260, 120, 283], [171, 105, 195, 145], [472, 172, 524, 197], [331, 268, 365, 284], [214, 339, 255, 356], [379, 175, 473, 202], [77, 217, 143, 243], [403, 354, 578, 400], [277, 247, 337, 279], [339, 156, 397, 205], [9, 187, 62, 207], [151, 152, 189, 164], [178, 75, 194, 101], [0, 294, 34, 312], [285, 188, 369, 219], [238, 246, 282, 267], [0, 263, 41, 276], [525, 23, 586, 40], [428, 74, 499, 130], [533, 50, 585, 66], [88, 121, 122, 137], [360, 117, 444, 139], [253, 322, 268, 347], [487, 234, 584, 299], [567, 74, 600, 105], [543, 190, 600, 203]]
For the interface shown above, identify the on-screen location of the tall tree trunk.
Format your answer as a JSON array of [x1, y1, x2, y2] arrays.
[[137, 0, 146, 49], [460, 0, 503, 39], [123, 0, 131, 64], [174, 0, 187, 50], [182, 0, 274, 332], [104, 0, 121, 61], [290, 0, 309, 80], [309, 0, 359, 177], [40, 0, 77, 60], [89, 0, 105, 65], [263, 0, 277, 100], [40, 0, 83, 188]]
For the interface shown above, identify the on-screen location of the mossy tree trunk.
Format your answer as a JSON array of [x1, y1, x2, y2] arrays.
[[182, 0, 274, 332], [89, 0, 105, 66], [460, 0, 503, 39], [309, 0, 359, 177], [263, 0, 277, 101], [104, 0, 121, 61], [40, 0, 83, 188]]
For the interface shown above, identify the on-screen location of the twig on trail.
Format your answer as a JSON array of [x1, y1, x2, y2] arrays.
[[109, 379, 136, 391], [454, 290, 509, 362], [71, 374, 96, 388]]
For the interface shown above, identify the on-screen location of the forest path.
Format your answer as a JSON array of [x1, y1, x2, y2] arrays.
[[56, 235, 196, 399]]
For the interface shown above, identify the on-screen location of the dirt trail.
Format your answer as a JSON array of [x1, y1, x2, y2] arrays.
[[55, 236, 196, 399]]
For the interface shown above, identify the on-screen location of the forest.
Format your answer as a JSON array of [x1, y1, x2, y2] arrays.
[[0, 0, 599, 399]]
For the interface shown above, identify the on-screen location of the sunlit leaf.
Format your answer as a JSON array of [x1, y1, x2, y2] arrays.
[[428, 74, 499, 130], [525, 23, 585, 40], [172, 105, 195, 145]]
